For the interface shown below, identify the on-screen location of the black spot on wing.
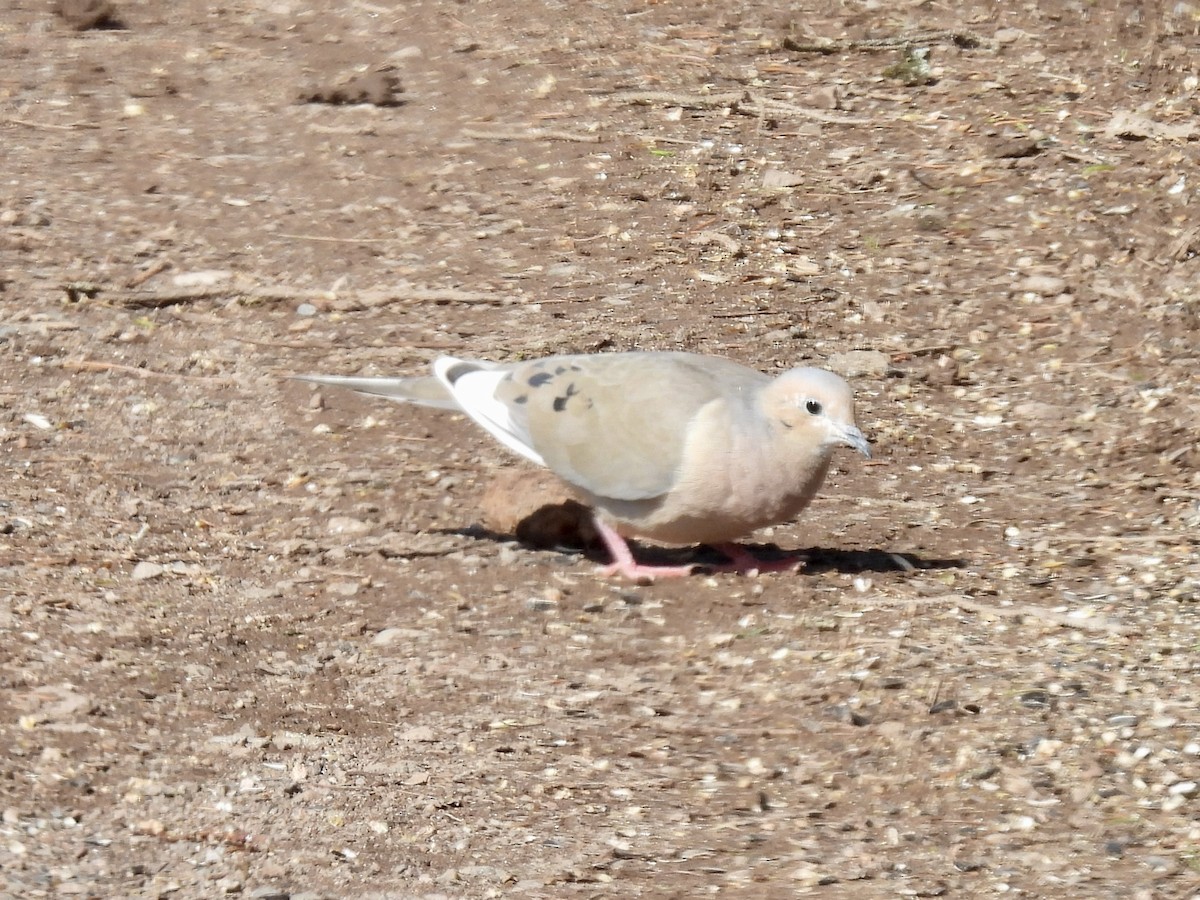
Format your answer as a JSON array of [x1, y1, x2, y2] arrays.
[[527, 372, 554, 388], [551, 382, 579, 413], [513, 394, 528, 404]]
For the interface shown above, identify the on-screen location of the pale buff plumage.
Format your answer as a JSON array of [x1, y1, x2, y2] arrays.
[[296, 351, 871, 579]]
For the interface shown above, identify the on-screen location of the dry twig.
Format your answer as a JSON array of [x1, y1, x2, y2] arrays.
[[62, 282, 508, 310], [4, 117, 98, 131], [948, 594, 1129, 634], [461, 127, 602, 143], [609, 91, 870, 126], [125, 259, 172, 288], [870, 593, 1129, 634], [781, 30, 989, 54], [62, 360, 234, 383]]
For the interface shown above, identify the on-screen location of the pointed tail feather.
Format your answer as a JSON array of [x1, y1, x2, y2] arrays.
[[292, 373, 459, 410]]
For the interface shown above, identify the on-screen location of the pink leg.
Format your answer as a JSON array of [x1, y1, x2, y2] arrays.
[[593, 518, 698, 581], [709, 542, 806, 575]]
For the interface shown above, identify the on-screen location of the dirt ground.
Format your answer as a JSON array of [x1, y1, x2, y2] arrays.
[[1, 0, 1199, 897]]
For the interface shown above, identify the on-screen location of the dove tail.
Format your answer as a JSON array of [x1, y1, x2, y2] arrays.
[[292, 373, 459, 409]]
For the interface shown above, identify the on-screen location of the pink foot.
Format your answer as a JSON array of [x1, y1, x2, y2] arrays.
[[593, 518, 698, 582], [708, 542, 805, 575]]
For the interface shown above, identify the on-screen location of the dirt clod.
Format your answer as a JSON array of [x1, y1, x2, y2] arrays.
[[298, 69, 405, 107], [54, 0, 117, 31]]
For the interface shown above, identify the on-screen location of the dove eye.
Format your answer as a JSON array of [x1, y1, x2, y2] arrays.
[[804, 399, 822, 416]]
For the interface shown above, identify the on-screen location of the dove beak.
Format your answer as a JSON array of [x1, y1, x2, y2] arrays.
[[837, 424, 872, 459]]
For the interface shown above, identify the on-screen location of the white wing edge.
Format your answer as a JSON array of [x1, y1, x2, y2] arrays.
[[433, 357, 547, 467]]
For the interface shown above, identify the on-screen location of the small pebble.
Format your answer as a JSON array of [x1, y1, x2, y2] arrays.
[[1168, 780, 1197, 797], [827, 349, 891, 378], [173, 269, 232, 288], [131, 561, 165, 581], [1018, 274, 1068, 296], [327, 516, 371, 535], [373, 627, 412, 646]]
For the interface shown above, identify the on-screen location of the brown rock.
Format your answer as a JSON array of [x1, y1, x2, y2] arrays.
[[479, 468, 597, 549], [55, 0, 118, 30]]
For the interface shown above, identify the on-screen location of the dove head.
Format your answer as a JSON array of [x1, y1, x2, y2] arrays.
[[760, 367, 871, 459]]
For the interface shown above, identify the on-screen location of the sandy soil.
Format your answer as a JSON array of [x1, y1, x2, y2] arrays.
[[1, 0, 1199, 897]]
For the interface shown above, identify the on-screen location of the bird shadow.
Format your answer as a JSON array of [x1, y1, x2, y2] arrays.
[[772, 545, 966, 575], [446, 524, 965, 576]]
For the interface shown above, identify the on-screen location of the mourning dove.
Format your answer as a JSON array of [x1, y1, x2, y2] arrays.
[[296, 351, 871, 580]]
